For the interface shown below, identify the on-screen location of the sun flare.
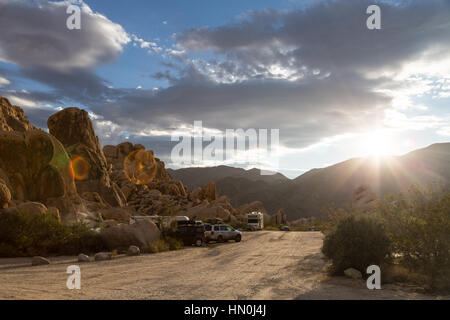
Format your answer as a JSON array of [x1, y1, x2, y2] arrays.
[[364, 131, 393, 158]]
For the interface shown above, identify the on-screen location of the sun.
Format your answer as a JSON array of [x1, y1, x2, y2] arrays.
[[364, 131, 393, 158]]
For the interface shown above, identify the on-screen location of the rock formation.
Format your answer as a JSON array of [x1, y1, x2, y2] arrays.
[[0, 97, 37, 132], [0, 96, 275, 254], [104, 142, 188, 215], [48, 108, 125, 208]]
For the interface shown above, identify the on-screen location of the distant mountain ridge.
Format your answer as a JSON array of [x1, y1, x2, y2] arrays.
[[167, 165, 289, 190], [168, 143, 450, 220]]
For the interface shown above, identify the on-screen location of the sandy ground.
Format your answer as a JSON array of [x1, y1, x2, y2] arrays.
[[0, 231, 447, 300]]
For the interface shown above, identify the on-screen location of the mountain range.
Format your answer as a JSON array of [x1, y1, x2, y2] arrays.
[[168, 143, 450, 220]]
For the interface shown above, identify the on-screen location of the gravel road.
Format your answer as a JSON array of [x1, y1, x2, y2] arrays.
[[0, 231, 444, 299]]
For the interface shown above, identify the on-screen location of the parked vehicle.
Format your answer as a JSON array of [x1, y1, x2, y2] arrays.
[[172, 224, 206, 247], [246, 212, 264, 230], [279, 225, 290, 231], [205, 224, 242, 243]]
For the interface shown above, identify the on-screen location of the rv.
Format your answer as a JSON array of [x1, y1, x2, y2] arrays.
[[246, 212, 264, 230]]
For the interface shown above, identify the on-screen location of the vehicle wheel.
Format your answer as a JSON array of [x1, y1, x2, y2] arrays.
[[195, 239, 203, 247], [235, 235, 241, 242], [217, 235, 224, 243]]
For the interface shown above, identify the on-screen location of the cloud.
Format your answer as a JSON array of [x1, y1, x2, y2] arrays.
[[0, 0, 129, 71], [0, 76, 10, 87], [2, 0, 450, 155], [0, 0, 129, 105]]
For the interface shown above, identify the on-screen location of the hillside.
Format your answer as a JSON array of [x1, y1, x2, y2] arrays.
[[171, 143, 450, 220]]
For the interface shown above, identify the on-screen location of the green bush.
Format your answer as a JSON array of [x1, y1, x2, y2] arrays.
[[322, 214, 391, 275], [377, 186, 450, 291], [0, 210, 105, 257]]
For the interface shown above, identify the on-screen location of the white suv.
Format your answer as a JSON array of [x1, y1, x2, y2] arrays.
[[205, 224, 242, 243]]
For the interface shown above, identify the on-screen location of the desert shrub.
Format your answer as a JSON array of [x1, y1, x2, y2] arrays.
[[163, 236, 184, 250], [144, 239, 171, 254], [0, 210, 105, 257], [322, 214, 392, 275], [377, 186, 450, 291]]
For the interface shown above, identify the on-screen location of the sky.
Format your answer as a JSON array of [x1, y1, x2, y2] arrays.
[[0, 0, 449, 178]]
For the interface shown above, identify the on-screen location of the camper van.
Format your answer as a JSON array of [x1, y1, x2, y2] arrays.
[[246, 212, 264, 230]]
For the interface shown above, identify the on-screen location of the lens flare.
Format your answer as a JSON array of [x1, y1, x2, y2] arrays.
[[69, 156, 89, 180], [124, 149, 157, 185]]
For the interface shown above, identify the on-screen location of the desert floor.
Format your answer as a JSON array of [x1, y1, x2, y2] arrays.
[[0, 231, 447, 300]]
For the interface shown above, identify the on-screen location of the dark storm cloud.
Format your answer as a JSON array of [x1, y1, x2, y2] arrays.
[[177, 0, 450, 75]]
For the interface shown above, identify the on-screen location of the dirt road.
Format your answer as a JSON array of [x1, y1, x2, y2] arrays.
[[0, 231, 444, 299]]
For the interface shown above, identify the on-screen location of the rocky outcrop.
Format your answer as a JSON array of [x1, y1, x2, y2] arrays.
[[48, 108, 125, 208], [189, 181, 218, 204], [0, 129, 84, 222], [100, 219, 161, 250], [0, 96, 37, 132], [104, 142, 188, 216]]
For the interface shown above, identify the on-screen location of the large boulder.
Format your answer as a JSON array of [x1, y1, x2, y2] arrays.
[[100, 219, 161, 250], [48, 108, 125, 208], [0, 129, 85, 222], [99, 207, 132, 223]]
